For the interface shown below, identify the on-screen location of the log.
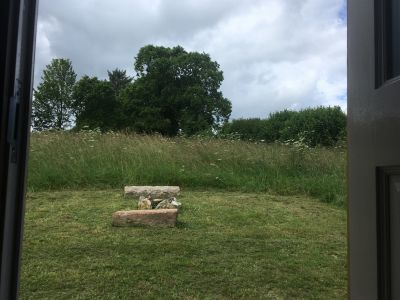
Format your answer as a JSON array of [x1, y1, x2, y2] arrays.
[[124, 186, 180, 198], [112, 209, 178, 227]]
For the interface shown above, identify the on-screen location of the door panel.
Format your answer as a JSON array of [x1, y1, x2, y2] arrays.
[[389, 174, 400, 299], [348, 0, 400, 299], [387, 0, 400, 79]]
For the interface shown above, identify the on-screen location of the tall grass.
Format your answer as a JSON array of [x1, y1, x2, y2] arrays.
[[28, 131, 346, 205]]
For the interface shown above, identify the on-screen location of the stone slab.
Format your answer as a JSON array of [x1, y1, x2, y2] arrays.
[[112, 209, 178, 227], [124, 186, 180, 198]]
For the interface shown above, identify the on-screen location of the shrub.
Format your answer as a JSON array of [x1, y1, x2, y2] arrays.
[[220, 106, 346, 147], [220, 118, 268, 141], [280, 106, 346, 147]]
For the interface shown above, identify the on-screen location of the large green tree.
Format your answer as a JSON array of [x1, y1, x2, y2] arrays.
[[32, 58, 77, 130], [121, 45, 232, 135], [73, 76, 123, 131]]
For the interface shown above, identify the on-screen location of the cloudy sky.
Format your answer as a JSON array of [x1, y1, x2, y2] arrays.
[[35, 0, 347, 119]]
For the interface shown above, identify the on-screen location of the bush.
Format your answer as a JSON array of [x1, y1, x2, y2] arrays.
[[280, 106, 346, 147], [220, 106, 346, 147], [220, 118, 268, 141]]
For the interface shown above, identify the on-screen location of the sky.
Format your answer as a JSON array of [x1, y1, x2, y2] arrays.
[[35, 0, 347, 119]]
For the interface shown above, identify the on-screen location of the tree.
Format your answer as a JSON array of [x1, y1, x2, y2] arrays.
[[107, 68, 132, 95], [121, 45, 232, 135], [73, 76, 123, 131], [32, 58, 77, 130]]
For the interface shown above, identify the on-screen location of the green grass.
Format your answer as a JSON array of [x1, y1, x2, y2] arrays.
[[28, 131, 346, 205], [20, 190, 347, 299]]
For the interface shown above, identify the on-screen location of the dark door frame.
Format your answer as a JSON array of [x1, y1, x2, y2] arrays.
[[0, 0, 38, 298]]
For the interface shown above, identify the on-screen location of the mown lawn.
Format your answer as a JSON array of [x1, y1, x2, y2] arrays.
[[20, 190, 347, 299]]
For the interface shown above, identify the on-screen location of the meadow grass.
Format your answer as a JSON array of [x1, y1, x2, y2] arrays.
[[28, 131, 346, 205], [20, 190, 347, 299]]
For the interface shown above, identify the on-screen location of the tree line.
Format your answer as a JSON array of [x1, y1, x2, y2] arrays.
[[33, 44, 346, 146], [221, 106, 346, 147], [32, 45, 232, 135]]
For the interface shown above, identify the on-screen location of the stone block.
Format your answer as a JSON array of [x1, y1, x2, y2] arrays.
[[112, 209, 178, 227], [124, 186, 180, 198]]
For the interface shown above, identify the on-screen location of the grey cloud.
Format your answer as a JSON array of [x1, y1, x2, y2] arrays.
[[35, 0, 347, 119]]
